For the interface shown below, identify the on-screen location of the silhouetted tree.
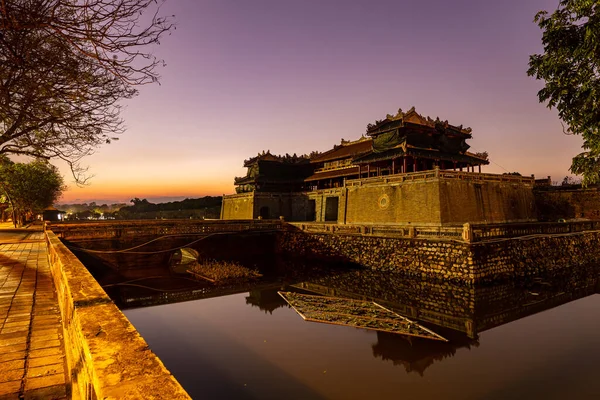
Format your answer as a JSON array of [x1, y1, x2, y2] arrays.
[[528, 1, 600, 185], [0, 158, 65, 226], [0, 1, 174, 183]]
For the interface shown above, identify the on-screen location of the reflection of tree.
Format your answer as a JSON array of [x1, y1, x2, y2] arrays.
[[371, 331, 479, 376], [245, 288, 289, 314]]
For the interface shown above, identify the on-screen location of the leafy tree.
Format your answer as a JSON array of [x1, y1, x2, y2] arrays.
[[0, 1, 174, 182], [528, 1, 600, 185], [0, 159, 65, 226]]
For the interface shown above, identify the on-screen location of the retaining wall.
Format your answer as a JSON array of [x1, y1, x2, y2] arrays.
[[278, 230, 600, 283], [45, 230, 190, 399]]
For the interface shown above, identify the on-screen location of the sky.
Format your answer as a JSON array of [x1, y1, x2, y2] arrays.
[[57, 0, 581, 204]]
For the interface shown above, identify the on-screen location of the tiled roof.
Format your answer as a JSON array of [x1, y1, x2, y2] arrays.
[[354, 146, 490, 165], [310, 139, 372, 163], [304, 166, 360, 182], [367, 107, 472, 138]]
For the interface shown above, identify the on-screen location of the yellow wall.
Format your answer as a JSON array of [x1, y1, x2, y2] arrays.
[[221, 193, 254, 219], [345, 181, 442, 224], [222, 176, 537, 225]]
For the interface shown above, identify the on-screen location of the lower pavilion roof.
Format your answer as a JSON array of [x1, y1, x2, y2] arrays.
[[353, 146, 489, 165], [304, 166, 360, 182]]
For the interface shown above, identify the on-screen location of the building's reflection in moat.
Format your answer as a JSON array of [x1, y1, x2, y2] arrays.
[[240, 266, 598, 375], [122, 263, 600, 400]]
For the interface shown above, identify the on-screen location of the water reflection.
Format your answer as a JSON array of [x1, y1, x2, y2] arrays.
[[122, 266, 599, 399], [245, 288, 289, 314], [371, 331, 478, 376], [239, 266, 599, 378], [283, 266, 599, 338]]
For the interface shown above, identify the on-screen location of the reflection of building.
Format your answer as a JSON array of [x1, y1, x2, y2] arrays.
[[372, 331, 478, 376], [287, 267, 598, 375], [294, 266, 600, 338], [245, 288, 289, 314], [222, 107, 536, 225]]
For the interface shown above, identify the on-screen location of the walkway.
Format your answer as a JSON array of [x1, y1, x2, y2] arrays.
[[0, 223, 68, 400]]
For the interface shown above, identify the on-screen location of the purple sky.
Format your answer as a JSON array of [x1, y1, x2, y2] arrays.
[[60, 0, 578, 203]]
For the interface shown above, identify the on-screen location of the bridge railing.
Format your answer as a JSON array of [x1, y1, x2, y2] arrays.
[[467, 220, 600, 242], [49, 218, 600, 243], [47, 219, 284, 240], [290, 222, 463, 240]]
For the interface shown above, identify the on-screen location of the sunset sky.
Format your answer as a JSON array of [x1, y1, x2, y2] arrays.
[[57, 0, 580, 204]]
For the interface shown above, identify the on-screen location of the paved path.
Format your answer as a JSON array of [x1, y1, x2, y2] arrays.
[[0, 224, 68, 400]]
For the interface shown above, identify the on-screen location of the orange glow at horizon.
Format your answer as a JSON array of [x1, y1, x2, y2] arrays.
[[59, 179, 235, 202]]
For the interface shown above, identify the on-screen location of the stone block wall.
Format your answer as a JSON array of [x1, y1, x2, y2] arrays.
[[534, 186, 600, 221], [469, 231, 600, 280], [222, 173, 537, 225], [277, 230, 600, 284], [295, 272, 477, 335], [345, 181, 441, 224], [45, 230, 190, 399], [306, 189, 345, 222], [439, 179, 536, 224], [252, 193, 313, 220], [278, 231, 474, 281], [222, 192, 317, 221]]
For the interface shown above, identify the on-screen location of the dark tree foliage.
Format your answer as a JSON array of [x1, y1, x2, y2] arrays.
[[0, 158, 65, 226], [0, 1, 174, 183], [528, 1, 600, 185], [122, 196, 223, 213]]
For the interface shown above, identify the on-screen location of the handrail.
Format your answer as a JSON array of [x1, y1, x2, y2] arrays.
[[467, 220, 600, 242], [47, 219, 284, 240], [313, 164, 356, 173], [345, 168, 535, 187], [291, 220, 600, 243], [290, 222, 463, 240]]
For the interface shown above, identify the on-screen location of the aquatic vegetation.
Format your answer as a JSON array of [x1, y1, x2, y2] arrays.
[[279, 291, 447, 341], [188, 260, 262, 284]]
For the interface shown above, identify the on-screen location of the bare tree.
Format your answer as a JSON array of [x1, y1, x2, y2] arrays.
[[0, 1, 174, 183]]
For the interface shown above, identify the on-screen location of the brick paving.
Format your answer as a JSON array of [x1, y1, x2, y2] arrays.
[[0, 224, 69, 400]]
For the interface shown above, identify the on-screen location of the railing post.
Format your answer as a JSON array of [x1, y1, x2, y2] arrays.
[[462, 223, 473, 243]]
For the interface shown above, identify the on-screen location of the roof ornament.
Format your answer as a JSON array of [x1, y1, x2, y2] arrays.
[[366, 106, 473, 135]]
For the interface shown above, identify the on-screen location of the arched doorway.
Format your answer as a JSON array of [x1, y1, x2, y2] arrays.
[[259, 206, 270, 219]]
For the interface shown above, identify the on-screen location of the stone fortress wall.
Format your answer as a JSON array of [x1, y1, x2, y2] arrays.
[[277, 229, 600, 284], [535, 185, 600, 221], [222, 169, 537, 225]]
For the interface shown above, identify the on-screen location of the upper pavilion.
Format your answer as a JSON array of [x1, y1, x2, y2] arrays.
[[232, 107, 489, 192]]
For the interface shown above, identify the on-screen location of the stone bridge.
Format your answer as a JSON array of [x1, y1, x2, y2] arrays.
[[48, 219, 285, 241]]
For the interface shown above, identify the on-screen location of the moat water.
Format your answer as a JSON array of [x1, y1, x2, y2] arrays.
[[122, 269, 599, 400]]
